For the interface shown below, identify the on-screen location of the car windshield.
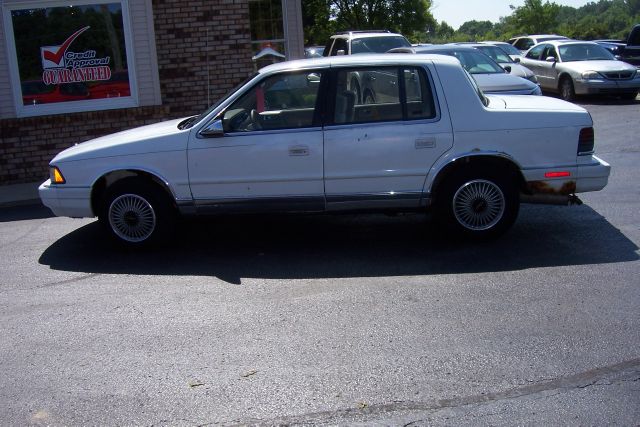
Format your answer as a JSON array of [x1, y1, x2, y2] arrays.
[[476, 45, 514, 63], [351, 36, 411, 54], [420, 49, 505, 74], [180, 74, 258, 129], [558, 44, 615, 61]]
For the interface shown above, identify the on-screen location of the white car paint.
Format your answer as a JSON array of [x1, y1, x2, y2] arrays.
[[39, 54, 610, 242]]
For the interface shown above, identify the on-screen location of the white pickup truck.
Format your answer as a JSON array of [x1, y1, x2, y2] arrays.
[[39, 54, 610, 245]]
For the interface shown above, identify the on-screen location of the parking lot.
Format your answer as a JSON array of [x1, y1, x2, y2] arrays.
[[1, 97, 639, 425]]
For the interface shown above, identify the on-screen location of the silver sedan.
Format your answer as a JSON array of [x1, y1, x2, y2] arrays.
[[520, 40, 640, 101]]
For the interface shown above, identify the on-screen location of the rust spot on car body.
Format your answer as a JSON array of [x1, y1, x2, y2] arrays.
[[527, 180, 576, 195]]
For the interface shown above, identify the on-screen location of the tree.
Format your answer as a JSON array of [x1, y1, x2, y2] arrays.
[[302, 0, 435, 44], [457, 20, 495, 40], [509, 0, 561, 34]]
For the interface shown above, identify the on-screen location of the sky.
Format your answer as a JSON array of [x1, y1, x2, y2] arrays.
[[431, 0, 593, 29]]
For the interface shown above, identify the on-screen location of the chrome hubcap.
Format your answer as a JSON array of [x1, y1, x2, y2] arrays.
[[108, 194, 156, 242], [453, 179, 505, 231]]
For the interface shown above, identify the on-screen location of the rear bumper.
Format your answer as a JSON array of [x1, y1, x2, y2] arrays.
[[575, 156, 610, 192], [39, 180, 94, 218], [521, 156, 610, 201]]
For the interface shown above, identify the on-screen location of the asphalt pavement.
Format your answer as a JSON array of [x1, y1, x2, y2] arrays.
[[0, 97, 638, 426]]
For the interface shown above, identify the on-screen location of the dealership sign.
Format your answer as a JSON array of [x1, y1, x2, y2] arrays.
[[40, 26, 112, 85]]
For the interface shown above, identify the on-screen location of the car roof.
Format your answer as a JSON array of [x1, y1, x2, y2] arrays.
[[538, 39, 597, 47], [411, 45, 480, 53], [258, 53, 461, 74], [514, 34, 568, 39], [331, 31, 406, 40]]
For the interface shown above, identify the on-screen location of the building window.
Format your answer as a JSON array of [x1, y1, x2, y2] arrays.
[[2, 0, 137, 117], [249, 0, 285, 70]]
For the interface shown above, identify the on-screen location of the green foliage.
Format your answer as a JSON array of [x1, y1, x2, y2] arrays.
[[302, 0, 435, 45]]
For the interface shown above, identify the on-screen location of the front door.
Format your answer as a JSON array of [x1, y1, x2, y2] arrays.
[[188, 70, 326, 213], [323, 65, 453, 210]]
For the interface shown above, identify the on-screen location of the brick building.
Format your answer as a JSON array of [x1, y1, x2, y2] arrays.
[[0, 0, 304, 186]]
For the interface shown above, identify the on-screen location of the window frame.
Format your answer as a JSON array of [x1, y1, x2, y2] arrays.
[[219, 68, 328, 134], [326, 65, 439, 127], [2, 0, 139, 118]]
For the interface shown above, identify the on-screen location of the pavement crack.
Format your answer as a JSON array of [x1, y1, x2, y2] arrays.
[[226, 357, 640, 426], [33, 273, 102, 289]]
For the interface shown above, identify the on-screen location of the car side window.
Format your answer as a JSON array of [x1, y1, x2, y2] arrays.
[[526, 44, 545, 60], [515, 38, 533, 50], [222, 71, 322, 133], [541, 45, 557, 60], [330, 38, 348, 55], [403, 67, 436, 120], [333, 66, 435, 125]]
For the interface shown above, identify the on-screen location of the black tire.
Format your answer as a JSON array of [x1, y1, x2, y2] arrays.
[[620, 92, 638, 101], [559, 77, 576, 102], [434, 169, 519, 239], [99, 178, 176, 246]]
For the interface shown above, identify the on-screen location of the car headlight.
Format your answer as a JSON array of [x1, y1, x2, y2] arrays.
[[532, 84, 542, 95], [581, 70, 602, 80], [50, 166, 66, 184]]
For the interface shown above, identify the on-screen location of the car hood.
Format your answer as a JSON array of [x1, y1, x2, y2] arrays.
[[559, 60, 637, 73], [52, 117, 189, 163], [473, 73, 538, 93]]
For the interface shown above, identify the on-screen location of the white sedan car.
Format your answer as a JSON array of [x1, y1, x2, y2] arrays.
[[40, 54, 610, 246]]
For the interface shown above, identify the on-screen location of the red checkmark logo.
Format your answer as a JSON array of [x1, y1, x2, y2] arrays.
[[43, 26, 90, 65]]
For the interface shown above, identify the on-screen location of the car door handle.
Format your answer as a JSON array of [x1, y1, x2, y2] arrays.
[[289, 145, 309, 156], [415, 137, 436, 149]]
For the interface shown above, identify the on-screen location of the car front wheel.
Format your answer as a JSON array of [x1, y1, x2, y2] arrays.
[[435, 170, 519, 238], [100, 179, 175, 246], [559, 77, 575, 102]]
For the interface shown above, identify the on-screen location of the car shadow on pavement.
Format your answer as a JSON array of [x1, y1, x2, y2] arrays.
[[38, 203, 639, 284], [0, 203, 54, 222]]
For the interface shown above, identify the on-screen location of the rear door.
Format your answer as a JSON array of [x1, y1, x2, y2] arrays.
[[323, 65, 453, 210]]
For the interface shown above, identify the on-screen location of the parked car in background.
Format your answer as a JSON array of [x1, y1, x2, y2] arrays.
[[389, 45, 542, 95], [508, 34, 569, 53], [519, 40, 640, 101], [456, 43, 538, 83], [593, 24, 640, 67], [323, 30, 411, 56], [482, 41, 524, 61], [40, 54, 609, 246], [304, 45, 324, 58]]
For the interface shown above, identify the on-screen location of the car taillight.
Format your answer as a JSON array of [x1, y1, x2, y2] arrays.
[[578, 127, 594, 155]]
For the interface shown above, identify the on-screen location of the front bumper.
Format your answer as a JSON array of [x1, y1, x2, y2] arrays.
[[39, 179, 94, 218], [574, 77, 640, 95]]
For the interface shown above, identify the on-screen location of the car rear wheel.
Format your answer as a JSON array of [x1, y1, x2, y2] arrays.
[[559, 77, 575, 102], [100, 179, 175, 246], [435, 169, 519, 238]]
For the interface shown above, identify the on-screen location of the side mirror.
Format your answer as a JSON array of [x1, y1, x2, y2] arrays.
[[503, 65, 512, 73], [545, 56, 556, 63], [199, 119, 224, 138], [337, 49, 346, 56], [513, 57, 521, 63], [307, 73, 321, 84]]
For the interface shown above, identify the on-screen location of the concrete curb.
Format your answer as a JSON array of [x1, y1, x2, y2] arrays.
[[0, 181, 43, 208]]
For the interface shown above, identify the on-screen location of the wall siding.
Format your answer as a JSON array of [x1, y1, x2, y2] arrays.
[[0, 0, 256, 185]]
